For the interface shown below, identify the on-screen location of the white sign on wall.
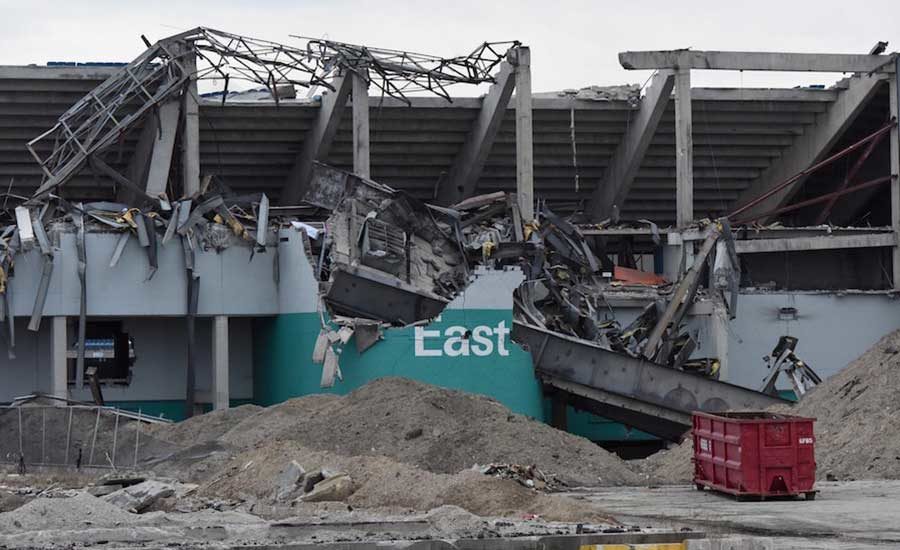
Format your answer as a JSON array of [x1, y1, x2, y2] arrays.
[[414, 319, 511, 357]]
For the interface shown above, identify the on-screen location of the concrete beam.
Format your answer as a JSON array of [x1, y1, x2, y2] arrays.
[[351, 72, 370, 179], [890, 57, 900, 289], [120, 108, 158, 204], [590, 70, 674, 220], [709, 300, 729, 382], [180, 47, 200, 197], [51, 316, 68, 403], [513, 47, 534, 220], [675, 69, 693, 227], [734, 232, 898, 254], [146, 99, 181, 198], [619, 50, 896, 73], [282, 74, 353, 204], [0, 65, 119, 80], [439, 60, 516, 204], [212, 315, 229, 411], [731, 73, 885, 221]]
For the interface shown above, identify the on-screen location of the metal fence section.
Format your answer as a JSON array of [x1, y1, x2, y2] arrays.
[[0, 405, 145, 469]]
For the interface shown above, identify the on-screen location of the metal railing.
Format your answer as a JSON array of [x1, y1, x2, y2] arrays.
[[0, 405, 148, 470]]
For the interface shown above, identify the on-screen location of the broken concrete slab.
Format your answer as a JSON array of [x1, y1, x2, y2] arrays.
[[298, 474, 354, 503], [87, 484, 123, 497], [274, 460, 306, 501], [103, 479, 177, 512]]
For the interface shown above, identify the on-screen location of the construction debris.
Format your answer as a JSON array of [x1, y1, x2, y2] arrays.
[[476, 463, 561, 491], [103, 479, 181, 512]]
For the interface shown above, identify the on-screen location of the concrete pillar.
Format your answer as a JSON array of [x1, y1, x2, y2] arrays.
[[675, 68, 693, 227], [513, 47, 534, 221], [710, 300, 730, 382], [180, 44, 200, 197], [352, 72, 370, 179], [50, 316, 68, 403], [211, 315, 229, 411], [890, 57, 900, 288]]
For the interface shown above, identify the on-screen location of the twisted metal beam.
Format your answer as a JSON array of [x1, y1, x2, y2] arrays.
[[27, 27, 518, 198]]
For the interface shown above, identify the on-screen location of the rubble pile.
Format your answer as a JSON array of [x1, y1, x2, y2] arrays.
[[148, 377, 640, 488], [309, 165, 727, 375], [475, 463, 561, 491]]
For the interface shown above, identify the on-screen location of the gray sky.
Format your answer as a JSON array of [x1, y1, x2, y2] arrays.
[[2, 0, 898, 94]]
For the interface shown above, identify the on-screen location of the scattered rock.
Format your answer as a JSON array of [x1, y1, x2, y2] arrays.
[[274, 460, 306, 501], [299, 474, 355, 503], [302, 471, 325, 493], [404, 428, 424, 440]]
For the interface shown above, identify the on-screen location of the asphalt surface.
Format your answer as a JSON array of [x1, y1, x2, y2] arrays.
[[570, 480, 900, 549]]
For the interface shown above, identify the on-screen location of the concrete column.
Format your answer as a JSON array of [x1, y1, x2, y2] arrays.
[[180, 44, 200, 197], [211, 315, 229, 411], [352, 72, 370, 179], [710, 300, 730, 382], [890, 58, 900, 288], [514, 47, 534, 221], [675, 68, 693, 227], [50, 316, 68, 403]]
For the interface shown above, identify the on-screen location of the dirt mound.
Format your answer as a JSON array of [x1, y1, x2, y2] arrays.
[[637, 439, 694, 485], [784, 329, 900, 480], [144, 404, 262, 448], [194, 439, 615, 522], [176, 378, 638, 487]]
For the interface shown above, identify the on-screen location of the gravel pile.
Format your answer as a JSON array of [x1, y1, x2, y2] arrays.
[[0, 493, 137, 532], [784, 329, 900, 480]]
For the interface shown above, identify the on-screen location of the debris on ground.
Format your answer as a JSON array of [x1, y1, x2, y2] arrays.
[[476, 463, 561, 491], [103, 479, 193, 512]]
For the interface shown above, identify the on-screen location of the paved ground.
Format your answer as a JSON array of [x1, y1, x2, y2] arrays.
[[569, 481, 900, 549]]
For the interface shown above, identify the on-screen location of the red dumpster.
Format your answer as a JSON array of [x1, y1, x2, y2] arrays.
[[692, 411, 816, 500]]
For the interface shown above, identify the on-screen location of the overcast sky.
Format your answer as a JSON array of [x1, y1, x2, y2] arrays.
[[1, 0, 898, 94]]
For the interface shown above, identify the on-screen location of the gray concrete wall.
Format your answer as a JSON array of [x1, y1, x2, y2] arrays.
[[601, 292, 900, 391], [8, 227, 314, 318], [0, 317, 254, 403], [727, 292, 900, 389]]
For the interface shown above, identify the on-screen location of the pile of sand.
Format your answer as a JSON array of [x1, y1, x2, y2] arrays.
[[644, 328, 900, 483], [152, 378, 639, 488], [138, 378, 640, 521], [784, 329, 900, 480]]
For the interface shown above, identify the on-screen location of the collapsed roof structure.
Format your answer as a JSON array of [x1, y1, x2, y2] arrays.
[[0, 28, 898, 445]]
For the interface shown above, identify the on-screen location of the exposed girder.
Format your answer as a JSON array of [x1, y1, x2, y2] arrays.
[[26, 27, 518, 200]]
